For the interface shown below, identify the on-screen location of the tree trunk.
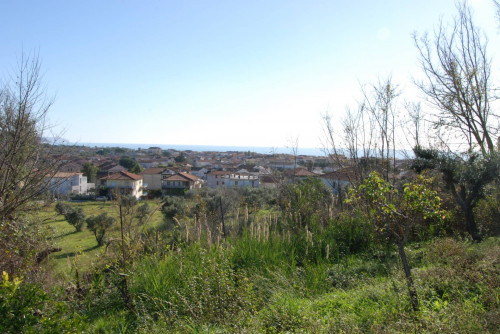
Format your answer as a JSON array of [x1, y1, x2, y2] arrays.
[[464, 204, 482, 242], [396, 241, 419, 312]]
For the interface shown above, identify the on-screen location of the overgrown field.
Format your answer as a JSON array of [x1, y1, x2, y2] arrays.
[[3, 183, 499, 333]]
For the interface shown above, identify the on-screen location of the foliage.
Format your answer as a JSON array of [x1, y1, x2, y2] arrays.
[[86, 212, 115, 246], [348, 172, 445, 243], [119, 155, 142, 174], [81, 162, 98, 183], [64, 206, 86, 232], [0, 271, 82, 333], [55, 201, 72, 216], [413, 147, 499, 240], [162, 196, 189, 225], [136, 202, 151, 225], [347, 171, 445, 311], [279, 177, 333, 233], [0, 216, 50, 278], [132, 245, 257, 328], [174, 152, 187, 163]]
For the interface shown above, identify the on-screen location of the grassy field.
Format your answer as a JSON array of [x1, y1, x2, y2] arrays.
[[10, 197, 500, 332], [36, 200, 164, 273]]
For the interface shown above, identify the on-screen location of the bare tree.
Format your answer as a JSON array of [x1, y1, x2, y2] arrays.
[[322, 78, 401, 185], [412, 2, 499, 241], [414, 2, 498, 156], [0, 52, 64, 221], [0, 51, 65, 275], [362, 78, 400, 182]]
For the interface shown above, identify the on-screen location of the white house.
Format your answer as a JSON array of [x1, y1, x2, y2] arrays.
[[206, 171, 259, 188], [100, 171, 144, 199], [47, 172, 91, 196]]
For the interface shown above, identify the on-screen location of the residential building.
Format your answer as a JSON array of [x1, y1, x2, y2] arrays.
[[100, 171, 144, 199], [319, 169, 353, 195], [206, 171, 259, 188], [141, 167, 165, 190], [46, 172, 91, 196], [162, 172, 202, 194]]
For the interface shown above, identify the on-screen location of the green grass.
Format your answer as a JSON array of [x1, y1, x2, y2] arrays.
[[36, 200, 164, 273]]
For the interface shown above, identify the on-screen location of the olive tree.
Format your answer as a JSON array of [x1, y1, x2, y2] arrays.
[[87, 212, 115, 246], [64, 207, 86, 232]]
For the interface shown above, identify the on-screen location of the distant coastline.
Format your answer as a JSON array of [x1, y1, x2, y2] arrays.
[[74, 142, 326, 157]]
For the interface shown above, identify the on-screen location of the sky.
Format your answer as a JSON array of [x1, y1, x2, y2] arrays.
[[1, 0, 499, 150]]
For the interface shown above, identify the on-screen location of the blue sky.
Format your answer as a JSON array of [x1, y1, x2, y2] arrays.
[[1, 0, 499, 149]]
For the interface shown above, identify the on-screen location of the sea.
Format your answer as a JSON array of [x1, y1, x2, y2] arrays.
[[76, 142, 326, 157]]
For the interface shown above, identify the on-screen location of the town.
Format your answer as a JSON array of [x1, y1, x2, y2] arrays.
[[47, 144, 409, 199]]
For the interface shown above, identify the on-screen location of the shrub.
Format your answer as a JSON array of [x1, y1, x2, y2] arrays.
[[55, 201, 72, 216], [64, 207, 86, 232], [0, 272, 83, 333], [86, 212, 115, 246]]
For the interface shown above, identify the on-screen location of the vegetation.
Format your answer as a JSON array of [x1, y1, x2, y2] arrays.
[[82, 162, 98, 183], [1, 2, 499, 333], [119, 155, 143, 174], [86, 212, 115, 246]]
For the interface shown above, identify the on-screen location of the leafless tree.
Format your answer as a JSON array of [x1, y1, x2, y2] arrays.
[[414, 2, 498, 156], [0, 52, 65, 220], [412, 2, 500, 241], [0, 51, 64, 276], [322, 78, 401, 185]]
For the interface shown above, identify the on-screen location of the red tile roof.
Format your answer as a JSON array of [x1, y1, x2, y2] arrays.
[[101, 171, 143, 181], [142, 167, 165, 175], [179, 172, 199, 182], [164, 172, 199, 182]]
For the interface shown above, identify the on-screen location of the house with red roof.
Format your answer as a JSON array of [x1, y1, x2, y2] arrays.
[[162, 172, 202, 194], [100, 171, 144, 199]]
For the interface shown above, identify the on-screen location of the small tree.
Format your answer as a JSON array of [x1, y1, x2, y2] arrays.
[[136, 202, 151, 225], [412, 147, 498, 241], [174, 152, 187, 163], [119, 156, 142, 174], [64, 207, 86, 232], [86, 212, 115, 246], [81, 162, 98, 184], [55, 202, 72, 216], [347, 172, 444, 311]]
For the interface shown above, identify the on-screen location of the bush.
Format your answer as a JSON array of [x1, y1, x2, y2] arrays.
[[64, 207, 86, 232], [0, 272, 83, 333], [55, 201, 72, 216], [86, 213, 115, 246]]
